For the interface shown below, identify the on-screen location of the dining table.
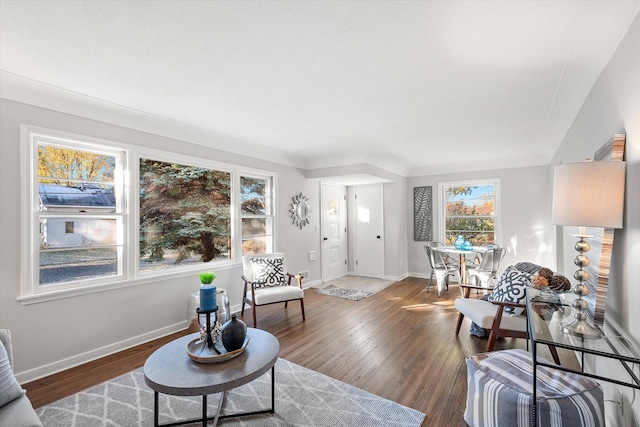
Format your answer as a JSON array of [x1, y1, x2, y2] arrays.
[[437, 245, 489, 284]]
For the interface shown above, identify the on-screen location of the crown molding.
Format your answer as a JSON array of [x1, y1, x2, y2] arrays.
[[0, 71, 306, 168]]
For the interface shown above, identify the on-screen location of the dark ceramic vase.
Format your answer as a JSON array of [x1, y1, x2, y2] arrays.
[[221, 314, 247, 352]]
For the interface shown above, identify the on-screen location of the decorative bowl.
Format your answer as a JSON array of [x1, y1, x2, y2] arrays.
[[186, 336, 250, 364]]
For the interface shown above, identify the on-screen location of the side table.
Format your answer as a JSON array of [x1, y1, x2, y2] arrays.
[[144, 328, 279, 427], [526, 287, 640, 426]]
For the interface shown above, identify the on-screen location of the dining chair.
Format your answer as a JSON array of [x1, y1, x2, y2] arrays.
[[424, 243, 444, 291], [425, 246, 461, 297], [466, 247, 506, 288]]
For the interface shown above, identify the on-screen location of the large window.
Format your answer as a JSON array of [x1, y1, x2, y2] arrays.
[[22, 127, 276, 300], [139, 159, 232, 272], [35, 138, 124, 287], [440, 180, 499, 245]]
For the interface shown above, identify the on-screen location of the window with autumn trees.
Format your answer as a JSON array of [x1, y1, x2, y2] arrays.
[[29, 132, 124, 290], [440, 180, 500, 246], [21, 126, 276, 300]]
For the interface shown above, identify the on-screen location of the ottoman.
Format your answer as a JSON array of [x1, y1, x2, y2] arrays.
[[464, 349, 604, 427]]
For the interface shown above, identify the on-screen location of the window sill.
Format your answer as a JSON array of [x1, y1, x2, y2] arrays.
[[17, 260, 242, 305]]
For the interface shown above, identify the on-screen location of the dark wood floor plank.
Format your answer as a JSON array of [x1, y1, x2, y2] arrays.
[[23, 277, 579, 426]]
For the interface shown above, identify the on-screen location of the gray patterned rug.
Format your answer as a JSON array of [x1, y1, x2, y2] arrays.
[[314, 276, 396, 301], [36, 358, 424, 426]]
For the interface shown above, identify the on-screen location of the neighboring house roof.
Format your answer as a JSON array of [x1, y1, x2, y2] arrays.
[[38, 183, 115, 210]]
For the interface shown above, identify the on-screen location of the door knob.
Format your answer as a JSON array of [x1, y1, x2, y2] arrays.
[[376, 235, 381, 239], [323, 237, 328, 241]]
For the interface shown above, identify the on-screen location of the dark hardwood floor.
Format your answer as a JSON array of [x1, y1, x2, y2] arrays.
[[23, 277, 579, 426]]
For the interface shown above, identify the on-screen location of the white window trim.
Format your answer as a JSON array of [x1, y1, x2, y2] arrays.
[[19, 125, 278, 305], [238, 171, 276, 255], [438, 178, 501, 246]]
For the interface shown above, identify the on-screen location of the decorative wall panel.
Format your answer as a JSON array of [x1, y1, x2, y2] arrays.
[[413, 186, 433, 241]]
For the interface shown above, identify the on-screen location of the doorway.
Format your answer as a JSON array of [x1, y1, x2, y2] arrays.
[[354, 184, 384, 278], [320, 183, 348, 282]]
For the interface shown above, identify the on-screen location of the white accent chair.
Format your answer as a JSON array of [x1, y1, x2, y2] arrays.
[[454, 285, 559, 364], [241, 253, 305, 328]]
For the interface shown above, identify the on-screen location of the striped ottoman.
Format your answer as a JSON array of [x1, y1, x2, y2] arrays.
[[464, 349, 604, 427]]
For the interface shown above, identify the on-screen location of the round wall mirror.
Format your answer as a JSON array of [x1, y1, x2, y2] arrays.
[[289, 192, 311, 229]]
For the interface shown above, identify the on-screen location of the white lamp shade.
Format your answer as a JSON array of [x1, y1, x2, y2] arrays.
[[552, 161, 626, 228]]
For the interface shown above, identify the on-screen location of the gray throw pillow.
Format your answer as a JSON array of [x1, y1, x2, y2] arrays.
[[0, 339, 25, 407], [513, 262, 542, 275], [489, 266, 533, 315]]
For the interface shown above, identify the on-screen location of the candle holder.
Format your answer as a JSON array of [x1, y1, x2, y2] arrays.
[[196, 307, 222, 354]]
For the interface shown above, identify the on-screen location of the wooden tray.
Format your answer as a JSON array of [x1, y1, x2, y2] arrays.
[[186, 336, 250, 364]]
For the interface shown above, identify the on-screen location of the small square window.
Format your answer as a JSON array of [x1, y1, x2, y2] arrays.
[[65, 221, 74, 234]]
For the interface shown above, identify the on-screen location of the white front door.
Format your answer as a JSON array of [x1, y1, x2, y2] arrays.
[[354, 184, 384, 278], [321, 183, 347, 282]]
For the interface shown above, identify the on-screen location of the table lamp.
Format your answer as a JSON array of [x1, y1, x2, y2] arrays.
[[551, 160, 625, 339]]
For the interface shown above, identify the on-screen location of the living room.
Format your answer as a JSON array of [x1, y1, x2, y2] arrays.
[[1, 2, 639, 425]]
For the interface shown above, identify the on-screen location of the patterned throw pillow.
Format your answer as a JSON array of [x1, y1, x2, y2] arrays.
[[489, 266, 533, 315], [250, 257, 287, 288]]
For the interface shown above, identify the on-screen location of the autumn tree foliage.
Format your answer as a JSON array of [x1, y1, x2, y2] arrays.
[[139, 159, 231, 264], [445, 186, 495, 245], [38, 145, 114, 186]]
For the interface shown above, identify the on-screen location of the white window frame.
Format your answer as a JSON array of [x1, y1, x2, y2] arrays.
[[239, 172, 275, 255], [22, 127, 128, 299], [19, 125, 278, 304], [438, 179, 501, 246], [134, 150, 237, 275]]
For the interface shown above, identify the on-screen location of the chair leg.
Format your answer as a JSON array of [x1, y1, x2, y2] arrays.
[[426, 271, 434, 291], [300, 298, 305, 321], [252, 305, 257, 328], [486, 328, 499, 352], [284, 301, 288, 309], [241, 299, 246, 316], [455, 313, 465, 335], [548, 345, 561, 365]]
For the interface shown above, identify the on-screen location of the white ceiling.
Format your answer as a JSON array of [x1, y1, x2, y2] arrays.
[[1, 1, 639, 177]]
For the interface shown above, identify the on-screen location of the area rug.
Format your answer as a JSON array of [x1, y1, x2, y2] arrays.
[[36, 358, 425, 426], [315, 276, 396, 301]]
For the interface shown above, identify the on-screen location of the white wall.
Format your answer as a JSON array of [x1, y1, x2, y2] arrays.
[[0, 99, 322, 382], [0, 96, 408, 382], [549, 12, 640, 425], [407, 165, 551, 277]]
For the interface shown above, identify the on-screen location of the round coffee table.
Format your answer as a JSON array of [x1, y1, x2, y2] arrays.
[[144, 328, 279, 427]]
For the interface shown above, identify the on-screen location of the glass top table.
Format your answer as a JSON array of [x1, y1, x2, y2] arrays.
[[526, 287, 640, 425], [528, 288, 639, 359], [526, 287, 639, 388]]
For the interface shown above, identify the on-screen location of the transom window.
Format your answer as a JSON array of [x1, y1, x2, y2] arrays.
[[22, 126, 276, 301], [440, 180, 500, 246]]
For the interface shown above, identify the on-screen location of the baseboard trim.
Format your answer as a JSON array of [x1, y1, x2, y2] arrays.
[[383, 273, 409, 282], [408, 272, 429, 279], [15, 322, 186, 384]]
